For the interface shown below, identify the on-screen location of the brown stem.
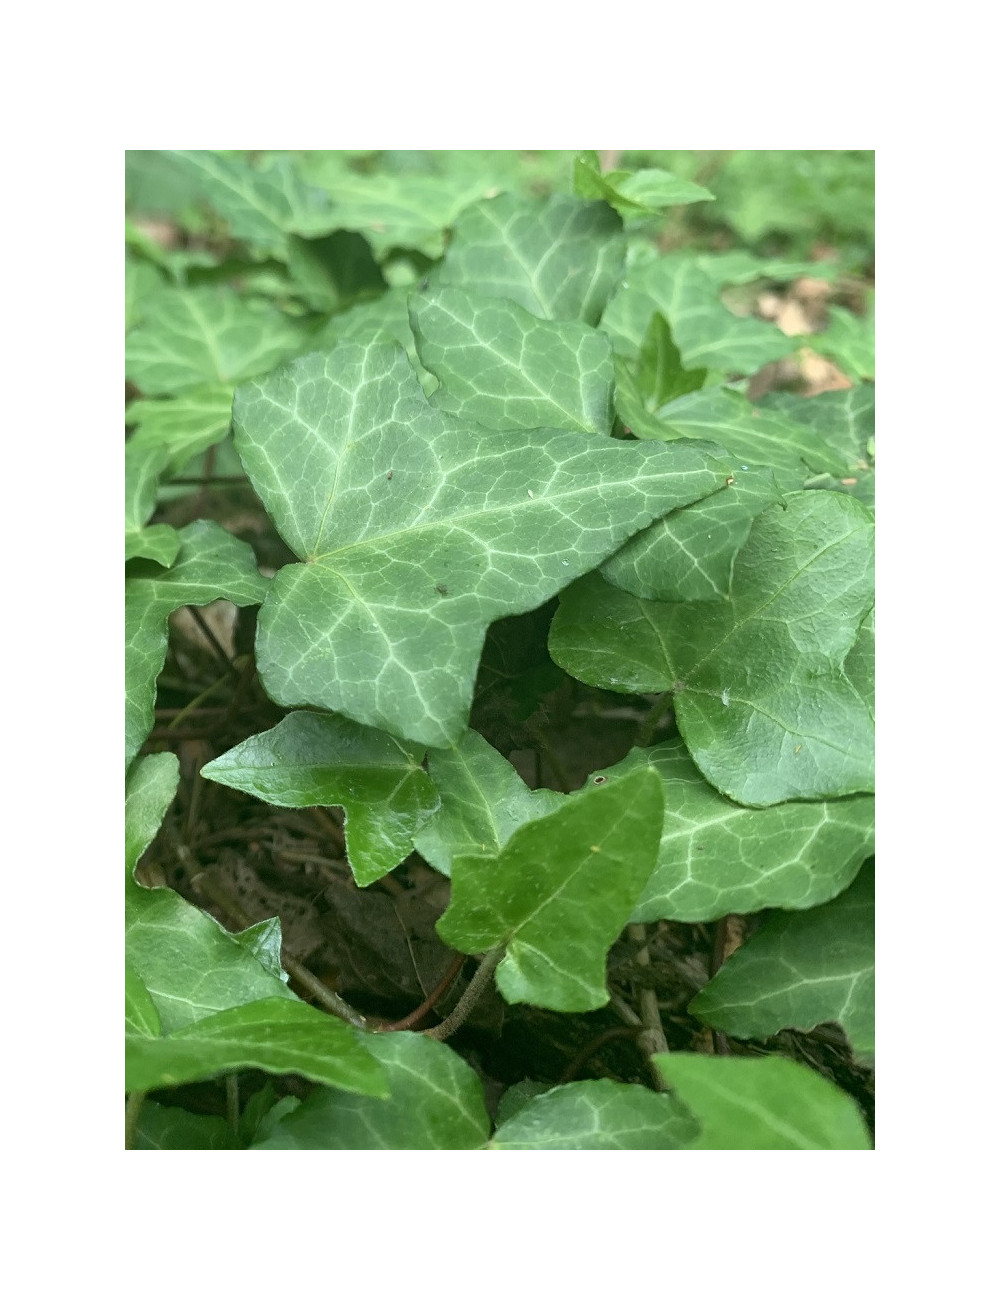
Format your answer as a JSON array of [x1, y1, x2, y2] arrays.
[[423, 946, 504, 1041], [378, 952, 467, 1032]]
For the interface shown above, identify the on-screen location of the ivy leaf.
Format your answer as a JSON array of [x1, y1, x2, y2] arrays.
[[756, 383, 875, 473], [573, 152, 715, 219], [600, 464, 783, 603], [124, 286, 313, 396], [125, 520, 268, 766], [640, 386, 846, 486], [437, 767, 663, 1012], [201, 710, 440, 886], [230, 916, 287, 983], [285, 230, 386, 312], [809, 303, 875, 381], [132, 1102, 241, 1150], [125, 751, 179, 874], [125, 997, 388, 1096], [654, 1052, 872, 1149], [551, 493, 875, 804], [126, 385, 235, 473], [690, 860, 875, 1064], [590, 741, 874, 921], [602, 253, 796, 374], [410, 286, 614, 435], [614, 314, 707, 437], [490, 1079, 697, 1149], [253, 1031, 491, 1149], [433, 192, 625, 325], [125, 961, 161, 1038], [125, 444, 180, 566], [167, 150, 335, 257], [413, 729, 563, 877], [234, 340, 732, 748]]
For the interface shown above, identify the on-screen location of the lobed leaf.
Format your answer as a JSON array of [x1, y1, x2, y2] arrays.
[[413, 729, 564, 877], [124, 286, 313, 396], [126, 385, 235, 473], [432, 192, 626, 325], [437, 767, 663, 1011], [253, 1031, 491, 1149], [654, 1052, 872, 1149], [573, 151, 715, 219], [552, 493, 875, 805], [410, 286, 614, 435], [690, 859, 875, 1063], [125, 520, 268, 766], [589, 741, 874, 921], [202, 710, 440, 886], [490, 1078, 697, 1149], [234, 340, 733, 748]]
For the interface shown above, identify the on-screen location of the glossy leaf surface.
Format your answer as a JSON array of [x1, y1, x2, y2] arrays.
[[253, 1031, 491, 1149], [691, 859, 875, 1063], [438, 767, 663, 1011], [491, 1079, 697, 1149], [125, 997, 387, 1096], [125, 520, 268, 766], [234, 341, 732, 748], [202, 710, 439, 885], [411, 286, 614, 435], [433, 192, 625, 324], [413, 729, 563, 877], [551, 493, 875, 804], [654, 1052, 872, 1149], [590, 741, 874, 921]]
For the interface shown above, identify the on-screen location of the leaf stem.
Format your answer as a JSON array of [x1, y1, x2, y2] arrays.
[[423, 946, 504, 1041], [378, 951, 467, 1032], [634, 695, 673, 749], [165, 672, 232, 732], [125, 1091, 147, 1149], [627, 922, 670, 1071], [226, 1075, 240, 1134]]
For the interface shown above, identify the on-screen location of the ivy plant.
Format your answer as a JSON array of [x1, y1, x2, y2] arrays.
[[125, 149, 874, 1150]]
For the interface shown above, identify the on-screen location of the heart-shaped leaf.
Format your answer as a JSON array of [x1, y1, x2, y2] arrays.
[[410, 286, 614, 435], [551, 492, 875, 804], [433, 192, 625, 324], [125, 520, 268, 766], [437, 766, 663, 1011], [234, 340, 732, 748], [590, 741, 874, 921], [490, 1078, 697, 1149], [253, 1031, 491, 1149], [202, 710, 440, 885], [690, 859, 875, 1063], [653, 1052, 871, 1149]]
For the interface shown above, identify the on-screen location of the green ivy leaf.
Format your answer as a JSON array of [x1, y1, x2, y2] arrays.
[[413, 729, 563, 877], [230, 916, 287, 983], [808, 303, 875, 381], [125, 751, 180, 873], [125, 444, 180, 566], [167, 150, 336, 257], [602, 253, 796, 374], [654, 1052, 872, 1149], [690, 860, 875, 1064], [234, 341, 732, 748], [126, 385, 235, 473], [433, 192, 625, 325], [125, 961, 161, 1038], [551, 493, 875, 804], [600, 464, 783, 603], [573, 152, 714, 219], [125, 519, 268, 766], [640, 387, 845, 485], [410, 286, 614, 435], [590, 741, 874, 921], [125, 286, 313, 396], [202, 710, 440, 886], [491, 1078, 697, 1149], [437, 767, 663, 1011], [756, 383, 874, 473], [132, 1101, 241, 1150], [253, 1031, 491, 1149], [125, 997, 388, 1096], [614, 314, 707, 436], [285, 230, 386, 312]]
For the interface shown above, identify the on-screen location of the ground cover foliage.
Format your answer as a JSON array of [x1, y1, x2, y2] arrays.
[[125, 149, 875, 1151]]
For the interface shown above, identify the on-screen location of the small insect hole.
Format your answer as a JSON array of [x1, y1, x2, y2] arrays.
[[593, 775, 607, 784]]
